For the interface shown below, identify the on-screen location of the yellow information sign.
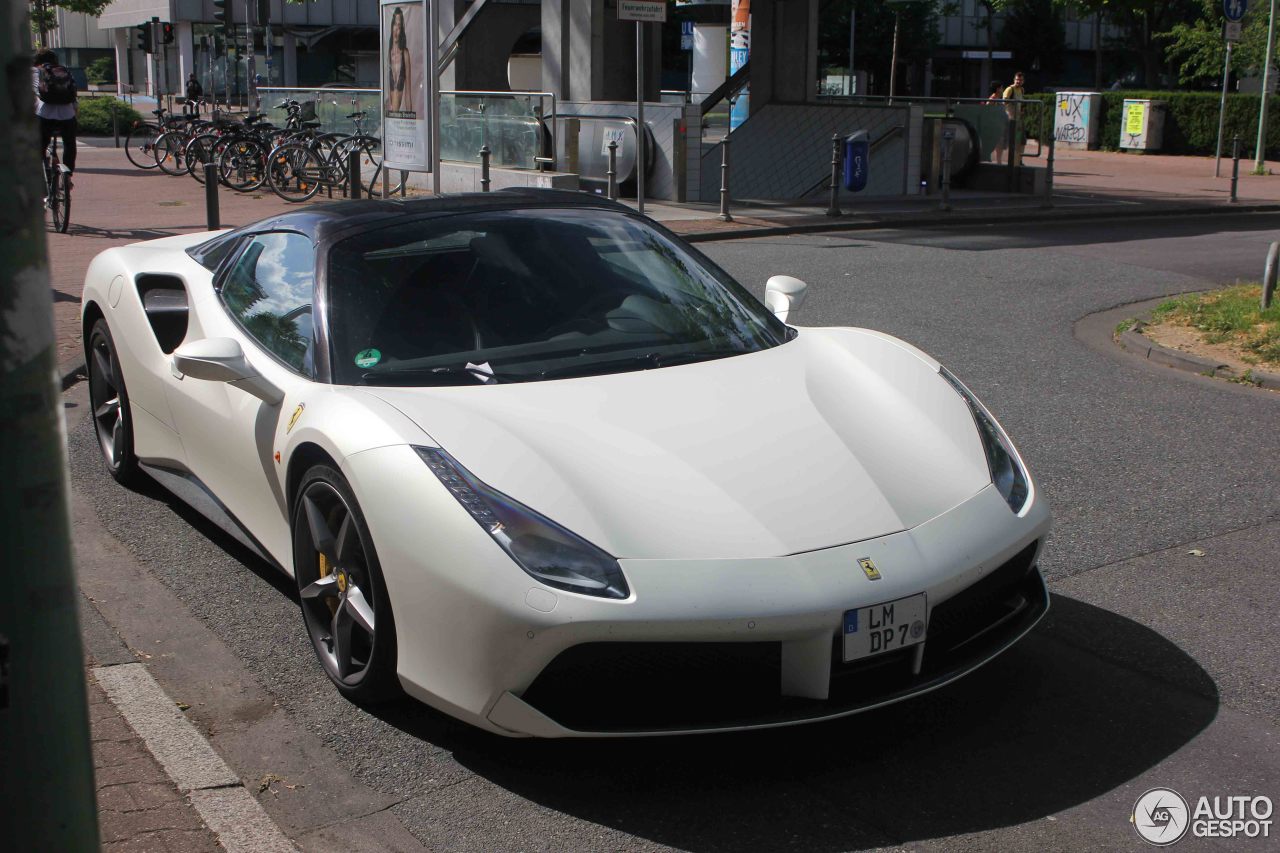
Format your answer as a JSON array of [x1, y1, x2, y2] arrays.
[[1125, 102, 1146, 136]]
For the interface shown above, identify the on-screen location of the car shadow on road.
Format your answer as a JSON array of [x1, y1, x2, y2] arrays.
[[373, 595, 1218, 850]]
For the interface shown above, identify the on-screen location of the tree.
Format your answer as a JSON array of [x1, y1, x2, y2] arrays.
[[29, 0, 110, 47], [817, 0, 944, 96], [1160, 0, 1271, 89], [999, 0, 1068, 81], [1065, 0, 1202, 87]]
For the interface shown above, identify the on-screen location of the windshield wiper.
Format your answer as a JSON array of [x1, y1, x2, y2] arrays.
[[361, 364, 522, 385], [536, 348, 751, 381]]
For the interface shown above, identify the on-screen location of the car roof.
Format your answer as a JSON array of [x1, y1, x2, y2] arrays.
[[241, 189, 634, 246]]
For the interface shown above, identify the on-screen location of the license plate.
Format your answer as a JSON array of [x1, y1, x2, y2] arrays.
[[843, 593, 928, 662]]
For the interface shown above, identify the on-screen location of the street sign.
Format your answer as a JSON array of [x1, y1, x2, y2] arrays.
[[618, 0, 667, 22], [1226, 20, 1244, 41], [1224, 0, 1247, 23]]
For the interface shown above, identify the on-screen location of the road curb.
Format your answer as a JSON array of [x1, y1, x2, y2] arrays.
[[680, 201, 1280, 243], [60, 354, 86, 389], [1116, 320, 1280, 391]]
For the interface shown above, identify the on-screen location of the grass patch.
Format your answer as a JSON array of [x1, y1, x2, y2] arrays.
[[1115, 317, 1138, 335], [1150, 285, 1280, 365]]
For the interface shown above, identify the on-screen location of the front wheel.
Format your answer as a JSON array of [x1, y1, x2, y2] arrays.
[[293, 465, 400, 703], [124, 124, 160, 169], [54, 169, 70, 233], [266, 143, 325, 202], [154, 130, 188, 176]]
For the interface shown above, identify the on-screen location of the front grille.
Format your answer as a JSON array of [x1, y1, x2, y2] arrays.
[[519, 541, 1047, 733]]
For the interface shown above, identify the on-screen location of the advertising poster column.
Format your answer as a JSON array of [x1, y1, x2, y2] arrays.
[[729, 0, 750, 130], [380, 0, 437, 181]]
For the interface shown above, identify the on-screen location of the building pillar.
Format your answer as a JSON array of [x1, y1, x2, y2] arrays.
[[691, 24, 726, 101], [541, 0, 657, 103], [113, 27, 129, 97], [177, 21, 194, 90], [282, 32, 297, 86], [751, 0, 819, 107]]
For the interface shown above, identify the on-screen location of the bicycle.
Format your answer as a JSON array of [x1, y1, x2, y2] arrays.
[[267, 109, 401, 202], [44, 134, 71, 233], [125, 107, 186, 169]]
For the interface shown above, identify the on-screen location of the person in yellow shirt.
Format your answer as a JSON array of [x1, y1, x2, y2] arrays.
[[1001, 71, 1026, 166]]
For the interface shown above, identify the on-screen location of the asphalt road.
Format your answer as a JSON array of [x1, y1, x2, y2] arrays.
[[68, 213, 1280, 852]]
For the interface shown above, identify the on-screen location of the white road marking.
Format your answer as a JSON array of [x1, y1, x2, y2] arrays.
[[93, 663, 297, 852]]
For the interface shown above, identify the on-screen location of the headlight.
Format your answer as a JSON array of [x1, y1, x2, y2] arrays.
[[939, 368, 1031, 514], [414, 447, 630, 599]]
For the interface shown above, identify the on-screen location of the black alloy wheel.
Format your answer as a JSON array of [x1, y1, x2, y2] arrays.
[[87, 319, 139, 485], [293, 465, 399, 702]]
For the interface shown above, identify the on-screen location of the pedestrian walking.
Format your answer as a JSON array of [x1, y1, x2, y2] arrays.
[[986, 80, 1007, 164], [1002, 71, 1027, 167]]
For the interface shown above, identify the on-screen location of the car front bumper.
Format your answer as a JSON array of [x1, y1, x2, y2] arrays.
[[346, 445, 1052, 737]]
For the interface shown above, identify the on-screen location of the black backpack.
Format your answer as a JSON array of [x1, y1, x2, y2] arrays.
[[39, 64, 77, 105]]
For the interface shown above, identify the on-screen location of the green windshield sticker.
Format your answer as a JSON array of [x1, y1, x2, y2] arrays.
[[354, 348, 382, 369]]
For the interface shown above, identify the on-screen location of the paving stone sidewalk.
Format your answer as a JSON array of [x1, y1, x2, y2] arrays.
[[87, 674, 221, 852]]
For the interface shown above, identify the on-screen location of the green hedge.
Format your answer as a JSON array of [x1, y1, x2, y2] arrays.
[[1028, 90, 1280, 157], [76, 96, 143, 136]]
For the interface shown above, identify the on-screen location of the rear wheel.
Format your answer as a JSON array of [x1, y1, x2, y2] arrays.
[[54, 170, 70, 233], [219, 138, 268, 191], [187, 134, 225, 184], [124, 124, 160, 169], [87, 319, 140, 485], [266, 143, 325, 202], [293, 465, 399, 703], [154, 130, 188, 176]]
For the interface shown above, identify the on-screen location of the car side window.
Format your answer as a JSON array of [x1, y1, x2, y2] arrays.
[[220, 232, 315, 375]]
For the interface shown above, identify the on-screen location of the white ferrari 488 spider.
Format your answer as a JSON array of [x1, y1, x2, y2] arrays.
[[81, 190, 1051, 737]]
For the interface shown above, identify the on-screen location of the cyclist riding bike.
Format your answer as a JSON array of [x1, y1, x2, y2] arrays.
[[33, 48, 77, 192]]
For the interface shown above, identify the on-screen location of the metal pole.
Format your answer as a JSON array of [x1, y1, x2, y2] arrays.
[[1263, 241, 1279, 309], [479, 144, 491, 192], [826, 133, 842, 217], [718, 134, 733, 222], [381, 167, 389, 200], [1256, 0, 1277, 173], [112, 98, 120, 148], [636, 21, 645, 215], [1232, 134, 1242, 202], [204, 162, 220, 228], [244, 0, 257, 115], [430, 0, 441, 196], [348, 148, 361, 199], [607, 140, 618, 201], [889, 11, 901, 101], [847, 6, 856, 96], [0, 0, 99, 845], [940, 130, 954, 212], [1006, 115, 1018, 192], [1216, 39, 1234, 177], [1042, 123, 1056, 209]]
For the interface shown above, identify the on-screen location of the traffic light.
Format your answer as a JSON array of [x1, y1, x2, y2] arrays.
[[161, 22, 174, 45], [213, 0, 233, 37], [134, 21, 152, 54]]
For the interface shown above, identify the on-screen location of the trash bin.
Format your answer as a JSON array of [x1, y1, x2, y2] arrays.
[[1119, 99, 1166, 151], [1053, 92, 1101, 150], [843, 130, 869, 192]]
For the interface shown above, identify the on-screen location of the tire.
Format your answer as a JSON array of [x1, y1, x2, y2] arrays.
[[154, 131, 188, 176], [87, 319, 140, 486], [219, 138, 268, 191], [125, 124, 160, 169], [55, 170, 70, 233], [266, 143, 324, 202], [187, 134, 225, 184], [293, 464, 400, 703]]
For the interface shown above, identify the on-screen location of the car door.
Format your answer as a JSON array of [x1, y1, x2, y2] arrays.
[[165, 231, 317, 565]]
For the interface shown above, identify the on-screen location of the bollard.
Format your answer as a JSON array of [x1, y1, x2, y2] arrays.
[[112, 100, 120, 149], [1006, 118, 1018, 192], [826, 133, 842, 217], [939, 129, 955, 212], [480, 145, 491, 192], [1231, 135, 1241, 203], [717, 134, 733, 222], [348, 149, 361, 200], [1264, 242, 1279, 310], [203, 162, 220, 230], [607, 140, 618, 201], [1042, 127, 1056, 209]]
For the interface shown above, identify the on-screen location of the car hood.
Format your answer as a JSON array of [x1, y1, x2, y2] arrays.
[[361, 328, 991, 560]]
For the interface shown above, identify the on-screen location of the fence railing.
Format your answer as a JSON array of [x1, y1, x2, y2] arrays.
[[256, 87, 556, 171]]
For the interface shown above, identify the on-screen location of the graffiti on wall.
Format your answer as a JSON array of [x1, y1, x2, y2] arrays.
[[1054, 93, 1091, 147]]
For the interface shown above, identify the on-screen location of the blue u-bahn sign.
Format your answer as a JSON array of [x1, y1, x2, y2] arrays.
[[1225, 0, 1248, 23]]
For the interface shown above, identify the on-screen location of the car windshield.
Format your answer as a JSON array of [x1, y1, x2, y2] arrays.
[[326, 208, 788, 386]]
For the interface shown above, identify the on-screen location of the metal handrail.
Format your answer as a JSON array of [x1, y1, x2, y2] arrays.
[[442, 90, 558, 170], [699, 62, 750, 118]]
